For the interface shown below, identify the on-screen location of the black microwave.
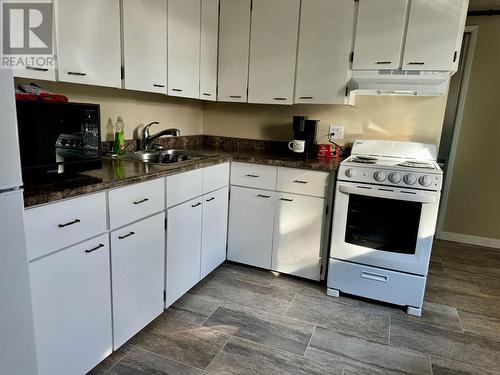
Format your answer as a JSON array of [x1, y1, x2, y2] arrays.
[[16, 101, 102, 181]]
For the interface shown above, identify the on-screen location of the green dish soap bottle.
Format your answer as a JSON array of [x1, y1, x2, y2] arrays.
[[114, 116, 125, 155]]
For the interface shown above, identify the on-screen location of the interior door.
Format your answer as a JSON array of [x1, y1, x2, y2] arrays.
[[167, 0, 201, 98], [122, 0, 167, 93], [247, 0, 300, 105], [352, 0, 408, 70], [402, 0, 467, 70]]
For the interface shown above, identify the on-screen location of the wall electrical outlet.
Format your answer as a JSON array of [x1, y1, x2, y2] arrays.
[[329, 125, 344, 140]]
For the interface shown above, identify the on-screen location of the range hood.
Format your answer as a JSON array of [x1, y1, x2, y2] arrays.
[[349, 70, 450, 97]]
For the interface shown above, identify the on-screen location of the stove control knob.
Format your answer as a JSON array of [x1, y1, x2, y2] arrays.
[[373, 171, 387, 182], [403, 174, 417, 185], [388, 172, 402, 184], [419, 175, 432, 187], [345, 168, 357, 178]]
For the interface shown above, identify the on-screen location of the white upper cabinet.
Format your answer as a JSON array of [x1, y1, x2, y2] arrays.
[[56, 0, 121, 88], [295, 0, 354, 104], [247, 0, 300, 105], [353, 0, 408, 70], [122, 0, 167, 94], [218, 0, 251, 102], [167, 0, 201, 99], [402, 0, 468, 71], [200, 0, 219, 101]]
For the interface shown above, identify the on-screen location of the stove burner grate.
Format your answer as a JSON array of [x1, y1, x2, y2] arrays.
[[397, 161, 435, 169], [351, 156, 378, 164]]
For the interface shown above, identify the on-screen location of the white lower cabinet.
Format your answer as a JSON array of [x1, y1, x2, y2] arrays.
[[272, 193, 325, 281], [30, 234, 112, 375], [166, 197, 203, 307], [201, 186, 229, 278], [111, 213, 165, 349], [227, 186, 276, 269]]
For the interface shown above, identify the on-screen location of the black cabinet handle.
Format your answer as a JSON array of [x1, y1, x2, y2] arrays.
[[293, 180, 308, 184], [299, 96, 313, 99], [206, 197, 215, 202], [191, 202, 201, 208], [153, 84, 165, 88], [85, 244, 104, 253], [375, 61, 392, 65], [26, 66, 49, 72], [133, 198, 149, 205], [67, 71, 87, 76], [280, 198, 294, 202], [58, 219, 81, 228], [408, 62, 425, 65], [246, 174, 259, 178], [172, 88, 183, 92], [273, 97, 287, 101], [118, 231, 135, 240], [257, 194, 271, 199], [229, 95, 242, 98]]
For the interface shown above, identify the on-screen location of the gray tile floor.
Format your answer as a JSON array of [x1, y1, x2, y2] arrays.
[[89, 240, 500, 374]]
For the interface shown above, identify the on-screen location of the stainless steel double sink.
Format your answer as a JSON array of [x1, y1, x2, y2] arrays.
[[109, 149, 218, 165]]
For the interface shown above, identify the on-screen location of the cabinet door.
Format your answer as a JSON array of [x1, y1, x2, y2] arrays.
[[30, 234, 112, 375], [352, 0, 408, 70], [295, 0, 354, 104], [201, 187, 229, 278], [111, 214, 165, 349], [200, 0, 219, 101], [272, 194, 324, 281], [218, 0, 251, 102], [56, 0, 121, 87], [122, 0, 167, 94], [166, 197, 203, 306], [168, 0, 201, 98], [227, 186, 275, 269], [247, 0, 300, 105], [402, 0, 467, 71]]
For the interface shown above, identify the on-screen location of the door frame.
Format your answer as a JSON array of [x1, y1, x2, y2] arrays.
[[435, 26, 478, 239]]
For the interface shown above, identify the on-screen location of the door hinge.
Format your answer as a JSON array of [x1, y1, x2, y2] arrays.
[[349, 51, 354, 63], [163, 290, 166, 301], [453, 51, 458, 63], [121, 66, 124, 80]]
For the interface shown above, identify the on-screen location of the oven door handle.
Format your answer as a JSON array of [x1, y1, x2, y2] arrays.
[[338, 184, 438, 204]]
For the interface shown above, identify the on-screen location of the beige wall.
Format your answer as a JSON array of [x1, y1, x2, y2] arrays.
[[202, 95, 448, 147], [14, 79, 203, 141], [442, 17, 500, 241]]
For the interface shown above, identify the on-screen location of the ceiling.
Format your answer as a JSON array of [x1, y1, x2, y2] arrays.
[[469, 0, 500, 10]]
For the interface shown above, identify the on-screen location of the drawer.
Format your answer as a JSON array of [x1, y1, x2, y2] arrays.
[[166, 169, 203, 208], [230, 162, 277, 190], [276, 167, 329, 197], [25, 192, 107, 260], [327, 259, 426, 308], [108, 178, 165, 229], [203, 162, 230, 194]]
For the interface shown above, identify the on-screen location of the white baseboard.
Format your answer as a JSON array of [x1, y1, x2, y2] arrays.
[[438, 231, 500, 249]]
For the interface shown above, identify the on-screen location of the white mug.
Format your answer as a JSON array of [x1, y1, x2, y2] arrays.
[[288, 140, 306, 153]]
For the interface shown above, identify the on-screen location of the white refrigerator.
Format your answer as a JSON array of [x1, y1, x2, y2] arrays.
[[0, 69, 39, 374]]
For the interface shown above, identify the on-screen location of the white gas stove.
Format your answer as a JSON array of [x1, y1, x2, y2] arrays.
[[328, 140, 443, 317]]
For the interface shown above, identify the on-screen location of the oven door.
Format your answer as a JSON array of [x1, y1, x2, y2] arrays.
[[330, 181, 440, 275]]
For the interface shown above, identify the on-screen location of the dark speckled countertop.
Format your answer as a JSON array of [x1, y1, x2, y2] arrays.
[[23, 141, 343, 208]]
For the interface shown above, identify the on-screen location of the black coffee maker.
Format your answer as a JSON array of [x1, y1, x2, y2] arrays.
[[291, 116, 318, 159]]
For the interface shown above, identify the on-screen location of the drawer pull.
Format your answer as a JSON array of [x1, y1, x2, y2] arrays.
[[273, 97, 287, 101], [153, 84, 165, 88], [172, 88, 183, 92], [191, 202, 202, 208], [299, 96, 313, 99], [133, 198, 149, 205], [119, 231, 135, 240], [280, 198, 293, 202], [85, 244, 105, 254], [202, 93, 212, 96], [67, 71, 87, 76], [361, 272, 388, 283], [407, 62, 425, 65], [26, 66, 49, 72], [246, 174, 259, 178], [58, 219, 81, 228], [229, 95, 242, 98], [293, 180, 308, 184], [206, 197, 216, 202], [257, 194, 271, 199], [375, 61, 392, 65]]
